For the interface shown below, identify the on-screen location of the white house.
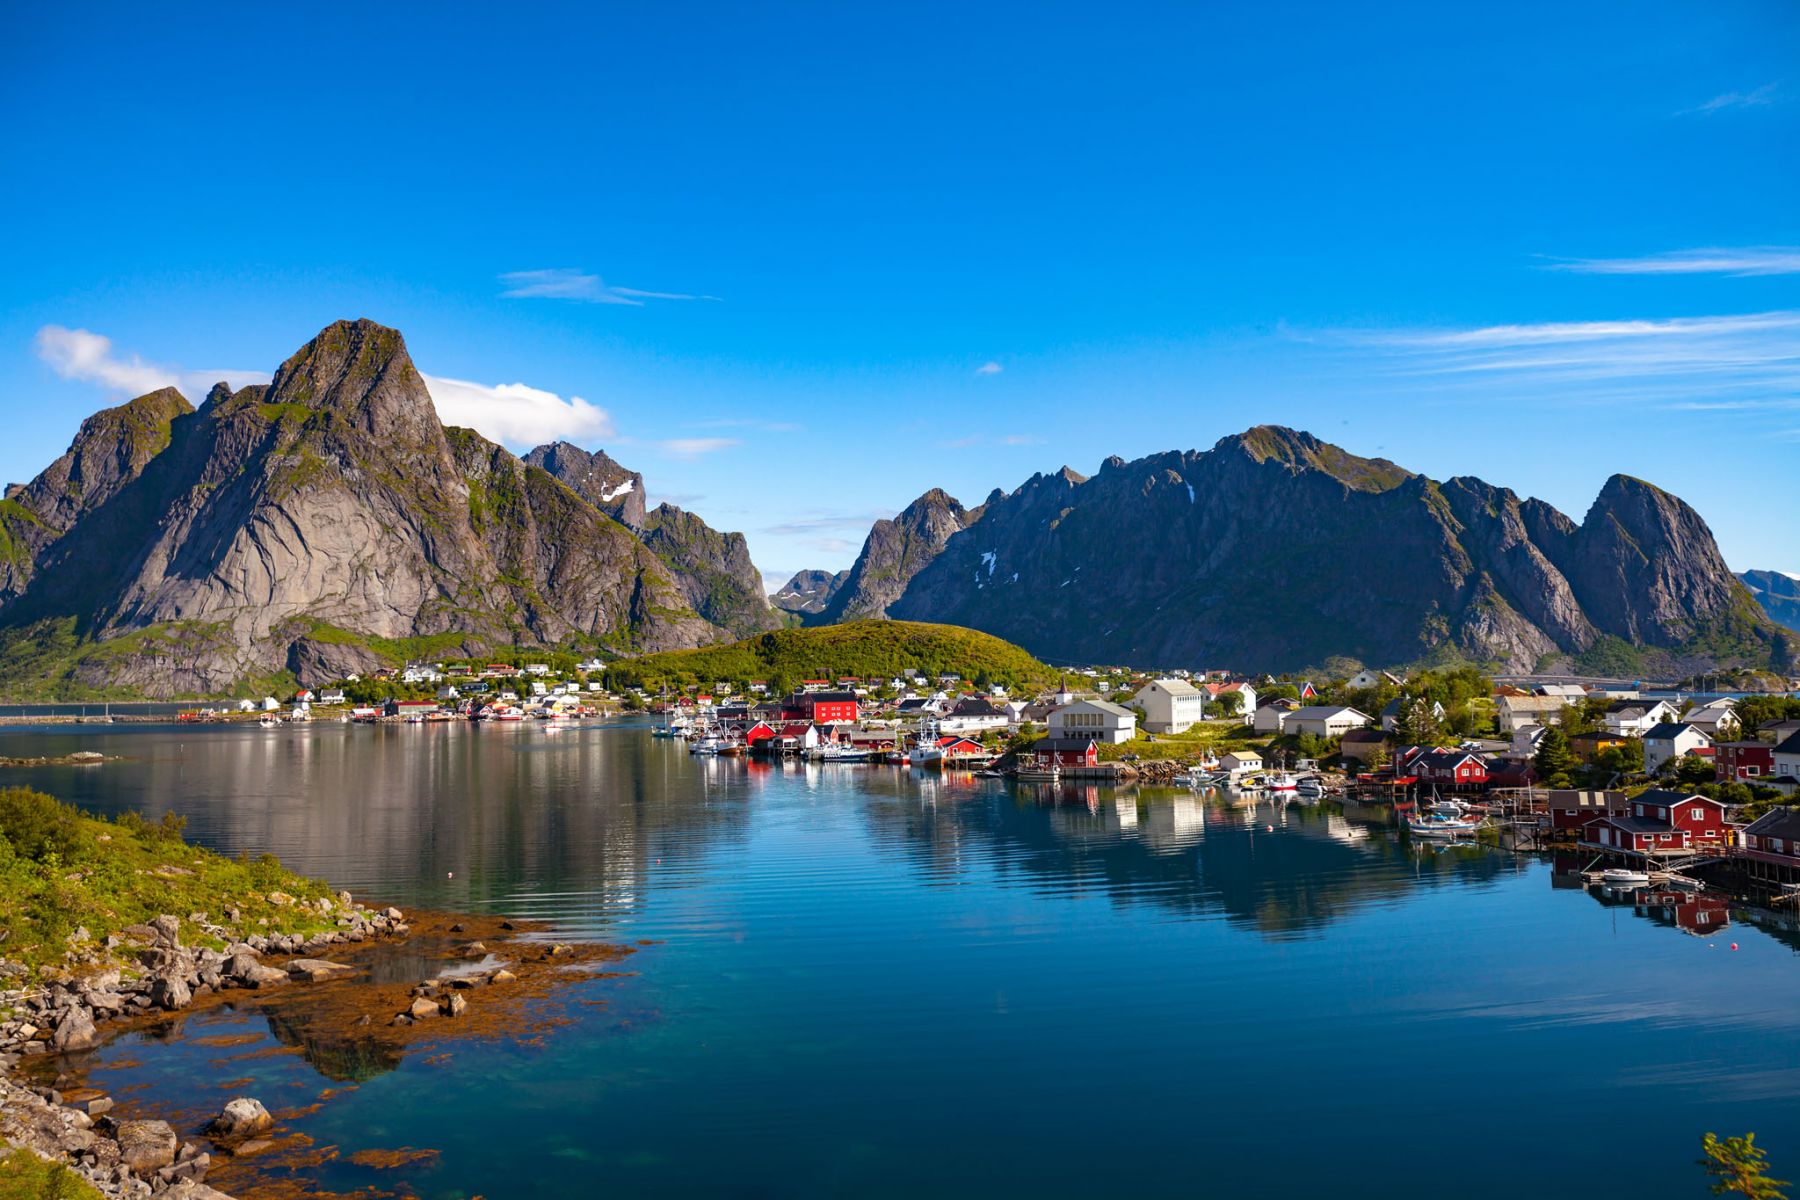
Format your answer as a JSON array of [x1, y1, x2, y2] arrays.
[[1133, 678, 1206, 734], [318, 688, 346, 705], [1347, 669, 1402, 691], [1285, 706, 1373, 739], [1643, 722, 1713, 773], [524, 663, 552, 677], [1683, 698, 1740, 740], [1048, 699, 1139, 744], [261, 696, 281, 712], [1220, 750, 1264, 776], [1605, 700, 1680, 738], [577, 657, 606, 673], [1203, 681, 1258, 719], [1253, 698, 1300, 734], [1496, 695, 1566, 734]]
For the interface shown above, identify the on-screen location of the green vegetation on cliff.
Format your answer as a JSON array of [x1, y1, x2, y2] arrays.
[[605, 620, 1057, 694]]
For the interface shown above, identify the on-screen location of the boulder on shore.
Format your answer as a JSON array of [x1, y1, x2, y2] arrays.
[[52, 1005, 98, 1051], [286, 958, 356, 982], [209, 1096, 273, 1138], [117, 1118, 179, 1174]]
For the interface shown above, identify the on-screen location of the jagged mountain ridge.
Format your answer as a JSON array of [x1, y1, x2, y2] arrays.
[[867, 426, 1792, 674], [771, 569, 849, 616], [814, 488, 980, 624], [0, 319, 750, 696], [1743, 570, 1800, 635]]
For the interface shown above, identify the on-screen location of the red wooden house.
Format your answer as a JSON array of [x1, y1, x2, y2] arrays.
[[1546, 789, 1627, 834], [1717, 741, 1776, 783], [1587, 790, 1731, 853], [743, 721, 777, 746], [1738, 808, 1800, 868], [1408, 749, 1492, 789], [794, 690, 859, 724], [1030, 737, 1099, 768]]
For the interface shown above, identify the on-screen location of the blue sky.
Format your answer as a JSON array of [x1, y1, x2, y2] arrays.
[[2, 1, 1796, 587]]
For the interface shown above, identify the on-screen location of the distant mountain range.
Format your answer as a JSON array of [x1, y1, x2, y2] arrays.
[[2, 319, 1787, 697], [1742, 570, 1800, 636], [791, 427, 1796, 677], [0, 319, 774, 697]]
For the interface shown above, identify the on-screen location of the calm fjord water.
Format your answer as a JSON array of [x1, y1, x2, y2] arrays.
[[6, 719, 1799, 1199]]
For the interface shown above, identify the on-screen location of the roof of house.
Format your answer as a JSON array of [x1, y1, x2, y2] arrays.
[[1643, 722, 1705, 742], [1289, 705, 1369, 721], [1634, 788, 1720, 808], [1499, 695, 1566, 710], [949, 696, 1004, 716], [1258, 698, 1301, 712], [1340, 729, 1388, 745], [1743, 808, 1800, 840], [1032, 737, 1099, 753], [1380, 697, 1442, 717], [1775, 731, 1800, 756], [1139, 678, 1202, 698], [1607, 699, 1670, 715], [1599, 814, 1675, 835], [804, 690, 859, 704], [1056, 698, 1137, 719], [1547, 789, 1625, 811]]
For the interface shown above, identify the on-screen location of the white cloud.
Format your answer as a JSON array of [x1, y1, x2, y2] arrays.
[[37, 325, 179, 394], [35, 325, 270, 399], [1547, 247, 1800, 277], [975, 361, 1004, 375], [422, 374, 615, 448], [1682, 83, 1780, 115], [499, 268, 718, 306]]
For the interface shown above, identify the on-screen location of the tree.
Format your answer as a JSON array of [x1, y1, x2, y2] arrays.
[[1396, 697, 1443, 746], [1700, 1132, 1788, 1200], [1676, 754, 1718, 786], [1210, 690, 1243, 718], [1534, 726, 1577, 786]]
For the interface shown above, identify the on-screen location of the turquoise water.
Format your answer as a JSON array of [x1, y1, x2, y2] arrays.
[[7, 719, 1799, 1198]]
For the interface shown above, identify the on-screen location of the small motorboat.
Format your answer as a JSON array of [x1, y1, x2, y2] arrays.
[[1406, 814, 1483, 838], [1601, 868, 1651, 887]]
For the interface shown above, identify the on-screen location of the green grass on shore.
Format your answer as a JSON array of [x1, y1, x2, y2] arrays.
[[0, 787, 340, 974], [0, 1146, 104, 1200]]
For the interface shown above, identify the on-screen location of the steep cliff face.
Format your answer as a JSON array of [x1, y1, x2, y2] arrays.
[[0, 319, 726, 695], [772, 569, 849, 616], [1743, 570, 1800, 634], [0, 388, 193, 602], [884, 426, 1793, 674], [524, 444, 777, 638], [522, 441, 646, 528], [820, 488, 978, 623]]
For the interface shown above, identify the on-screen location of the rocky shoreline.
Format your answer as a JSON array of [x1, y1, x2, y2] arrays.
[[0, 896, 412, 1199]]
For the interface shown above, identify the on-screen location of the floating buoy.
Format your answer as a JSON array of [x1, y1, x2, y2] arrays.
[[1731, 943, 1739, 951], [447, 871, 454, 879], [1265, 824, 1274, 832]]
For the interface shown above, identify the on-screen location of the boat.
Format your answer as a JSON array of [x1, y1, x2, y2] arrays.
[[1406, 814, 1483, 838], [819, 744, 873, 762], [257, 715, 281, 729], [908, 740, 945, 770], [1601, 868, 1651, 887], [1265, 772, 1300, 793], [1014, 764, 1061, 782]]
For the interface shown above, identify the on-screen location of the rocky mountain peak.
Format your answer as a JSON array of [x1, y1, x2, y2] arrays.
[[264, 318, 434, 438], [1218, 425, 1413, 493]]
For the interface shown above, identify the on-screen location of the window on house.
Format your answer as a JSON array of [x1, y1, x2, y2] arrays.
[[1692, 808, 1704, 822]]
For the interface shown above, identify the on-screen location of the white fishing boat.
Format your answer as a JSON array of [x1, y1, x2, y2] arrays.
[[1406, 813, 1483, 838], [908, 741, 945, 770], [1265, 772, 1300, 793], [819, 744, 873, 762], [1601, 867, 1650, 887]]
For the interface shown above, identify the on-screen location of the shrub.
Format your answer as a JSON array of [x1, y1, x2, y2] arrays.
[[0, 788, 84, 863]]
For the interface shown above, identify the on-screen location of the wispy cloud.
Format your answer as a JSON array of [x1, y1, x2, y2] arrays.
[[35, 325, 267, 398], [941, 432, 1044, 449], [1547, 247, 1800, 277], [423, 374, 614, 447], [1338, 310, 1800, 409], [1680, 82, 1780, 115], [650, 437, 738, 460], [975, 361, 1004, 376], [499, 268, 719, 306], [690, 416, 802, 434], [761, 512, 892, 538]]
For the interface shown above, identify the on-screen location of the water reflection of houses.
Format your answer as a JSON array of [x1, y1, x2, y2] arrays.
[[859, 783, 1514, 938]]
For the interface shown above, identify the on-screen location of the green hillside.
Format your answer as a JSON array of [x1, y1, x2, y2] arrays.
[[605, 620, 1057, 694]]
